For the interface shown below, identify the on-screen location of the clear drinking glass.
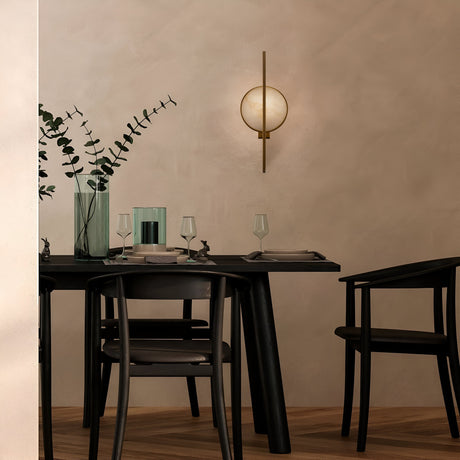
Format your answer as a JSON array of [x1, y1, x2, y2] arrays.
[[116, 213, 132, 259], [253, 213, 269, 251], [180, 216, 197, 260]]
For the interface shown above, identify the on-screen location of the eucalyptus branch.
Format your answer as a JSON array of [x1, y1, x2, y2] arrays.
[[105, 95, 177, 178], [38, 105, 83, 199], [38, 95, 177, 200]]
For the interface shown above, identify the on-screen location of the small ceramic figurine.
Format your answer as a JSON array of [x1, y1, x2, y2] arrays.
[[196, 240, 210, 260], [41, 237, 51, 262]]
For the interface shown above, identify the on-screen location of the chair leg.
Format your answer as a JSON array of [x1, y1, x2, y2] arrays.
[[186, 376, 200, 417], [437, 355, 459, 437], [341, 342, 355, 437], [89, 292, 102, 460], [231, 295, 242, 460], [88, 370, 101, 460], [212, 366, 232, 460], [83, 288, 92, 428], [111, 364, 130, 460], [448, 352, 460, 416], [211, 377, 218, 428], [100, 361, 112, 417], [40, 290, 53, 460], [357, 350, 371, 452]]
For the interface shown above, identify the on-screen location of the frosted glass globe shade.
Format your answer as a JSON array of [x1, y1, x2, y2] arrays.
[[240, 86, 288, 133]]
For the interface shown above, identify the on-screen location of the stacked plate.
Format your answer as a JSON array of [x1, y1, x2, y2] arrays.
[[260, 249, 316, 261]]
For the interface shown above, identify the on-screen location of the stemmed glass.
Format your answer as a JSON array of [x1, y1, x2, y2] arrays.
[[180, 216, 197, 261], [116, 213, 132, 260], [253, 214, 269, 252]]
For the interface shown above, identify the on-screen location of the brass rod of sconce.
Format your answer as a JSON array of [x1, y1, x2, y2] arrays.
[[262, 50, 266, 173]]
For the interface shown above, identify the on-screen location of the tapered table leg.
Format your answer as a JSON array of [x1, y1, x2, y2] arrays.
[[242, 272, 291, 454]]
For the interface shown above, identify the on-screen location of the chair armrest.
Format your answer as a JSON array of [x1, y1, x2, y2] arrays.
[[339, 257, 460, 285], [353, 263, 458, 289]]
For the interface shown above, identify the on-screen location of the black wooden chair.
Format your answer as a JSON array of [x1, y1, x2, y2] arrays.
[[87, 270, 250, 460], [335, 257, 460, 451], [39, 275, 56, 460], [82, 247, 208, 427]]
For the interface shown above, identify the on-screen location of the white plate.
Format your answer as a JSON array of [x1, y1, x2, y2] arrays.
[[260, 252, 316, 261], [126, 249, 182, 257], [264, 249, 309, 254]]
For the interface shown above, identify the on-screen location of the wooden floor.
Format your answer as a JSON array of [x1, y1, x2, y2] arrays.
[[40, 407, 460, 459]]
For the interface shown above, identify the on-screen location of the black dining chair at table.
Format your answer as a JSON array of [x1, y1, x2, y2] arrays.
[[87, 270, 251, 460], [335, 257, 460, 452], [86, 247, 209, 426], [39, 275, 56, 460]]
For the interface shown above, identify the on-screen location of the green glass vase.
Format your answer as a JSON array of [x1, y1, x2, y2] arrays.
[[74, 174, 109, 260]]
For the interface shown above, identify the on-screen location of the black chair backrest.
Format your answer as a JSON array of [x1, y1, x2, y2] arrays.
[[340, 257, 460, 289], [88, 270, 249, 301]]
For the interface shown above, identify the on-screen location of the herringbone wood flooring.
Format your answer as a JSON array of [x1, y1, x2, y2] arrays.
[[40, 407, 460, 459]]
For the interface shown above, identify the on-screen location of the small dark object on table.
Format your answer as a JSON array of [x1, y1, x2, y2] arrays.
[[195, 240, 210, 260], [41, 237, 51, 262]]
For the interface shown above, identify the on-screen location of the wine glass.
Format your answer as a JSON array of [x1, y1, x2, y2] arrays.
[[116, 213, 132, 260], [180, 216, 197, 261], [253, 214, 269, 252]]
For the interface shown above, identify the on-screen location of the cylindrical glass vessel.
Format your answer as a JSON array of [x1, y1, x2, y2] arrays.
[[74, 174, 109, 260], [132, 207, 166, 252]]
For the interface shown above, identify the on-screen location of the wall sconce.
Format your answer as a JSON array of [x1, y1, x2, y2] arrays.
[[240, 51, 288, 173]]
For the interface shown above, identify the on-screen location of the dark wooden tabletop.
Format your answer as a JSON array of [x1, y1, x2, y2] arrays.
[[40, 254, 340, 289]]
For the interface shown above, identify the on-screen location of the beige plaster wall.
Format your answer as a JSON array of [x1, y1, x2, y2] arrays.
[[39, 0, 460, 407], [0, 0, 38, 456]]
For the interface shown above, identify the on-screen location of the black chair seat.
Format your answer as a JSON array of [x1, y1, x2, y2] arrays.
[[335, 327, 447, 354], [101, 318, 209, 339], [103, 339, 231, 364]]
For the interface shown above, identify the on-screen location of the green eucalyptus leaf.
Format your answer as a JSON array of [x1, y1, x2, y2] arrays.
[[62, 146, 74, 154], [65, 172, 74, 178], [42, 112, 53, 122], [108, 147, 117, 158], [75, 167, 84, 174], [114, 141, 129, 152], [134, 116, 147, 128], [39, 170, 48, 177], [87, 179, 96, 188], [39, 151, 47, 160], [71, 156, 80, 164], [62, 162, 72, 166], [57, 137, 70, 146], [123, 134, 133, 144], [112, 163, 121, 167], [90, 169, 104, 175], [143, 109, 151, 123], [46, 186, 55, 192], [95, 157, 107, 165], [101, 164, 114, 175]]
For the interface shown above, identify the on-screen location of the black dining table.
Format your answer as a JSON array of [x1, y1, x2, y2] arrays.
[[40, 252, 340, 454]]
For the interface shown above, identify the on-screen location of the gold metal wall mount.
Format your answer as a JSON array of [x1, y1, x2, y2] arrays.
[[240, 51, 288, 173]]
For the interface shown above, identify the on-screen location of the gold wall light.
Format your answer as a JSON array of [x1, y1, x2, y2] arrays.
[[240, 51, 288, 173]]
